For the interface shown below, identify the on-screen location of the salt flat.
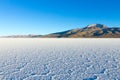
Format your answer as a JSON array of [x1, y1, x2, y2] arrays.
[[0, 38, 120, 80]]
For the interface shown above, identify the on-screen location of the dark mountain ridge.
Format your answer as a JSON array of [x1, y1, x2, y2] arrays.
[[42, 24, 120, 38], [1, 24, 120, 38]]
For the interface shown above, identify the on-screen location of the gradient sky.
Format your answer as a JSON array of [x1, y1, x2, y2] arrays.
[[0, 0, 120, 35]]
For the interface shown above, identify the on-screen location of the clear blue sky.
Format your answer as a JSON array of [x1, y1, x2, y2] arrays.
[[0, 0, 120, 35]]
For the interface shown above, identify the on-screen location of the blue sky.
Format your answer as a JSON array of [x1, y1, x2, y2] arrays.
[[0, 0, 120, 35]]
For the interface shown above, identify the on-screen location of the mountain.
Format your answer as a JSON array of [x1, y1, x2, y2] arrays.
[[1, 24, 120, 38], [42, 24, 120, 38]]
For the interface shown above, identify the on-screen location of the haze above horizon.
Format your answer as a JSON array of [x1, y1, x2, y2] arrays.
[[0, 0, 120, 36]]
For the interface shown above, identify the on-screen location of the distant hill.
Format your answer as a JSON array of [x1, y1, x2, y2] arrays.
[[2, 34, 42, 38], [2, 24, 120, 38], [42, 24, 120, 38]]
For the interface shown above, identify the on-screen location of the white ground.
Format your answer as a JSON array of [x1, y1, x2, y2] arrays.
[[0, 38, 120, 80]]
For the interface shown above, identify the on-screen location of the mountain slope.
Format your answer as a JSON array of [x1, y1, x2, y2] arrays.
[[43, 24, 120, 38]]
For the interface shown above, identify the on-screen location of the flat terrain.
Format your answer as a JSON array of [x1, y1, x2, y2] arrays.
[[0, 38, 120, 80]]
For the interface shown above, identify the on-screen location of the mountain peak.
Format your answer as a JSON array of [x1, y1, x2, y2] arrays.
[[42, 24, 120, 38], [86, 24, 107, 29]]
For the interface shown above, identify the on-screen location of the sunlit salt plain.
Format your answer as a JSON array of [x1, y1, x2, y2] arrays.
[[0, 38, 120, 80]]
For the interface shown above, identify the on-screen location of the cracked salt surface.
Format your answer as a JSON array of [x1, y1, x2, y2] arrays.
[[0, 38, 120, 80]]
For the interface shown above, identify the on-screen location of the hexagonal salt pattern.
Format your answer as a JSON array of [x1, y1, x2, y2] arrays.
[[0, 38, 120, 80]]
